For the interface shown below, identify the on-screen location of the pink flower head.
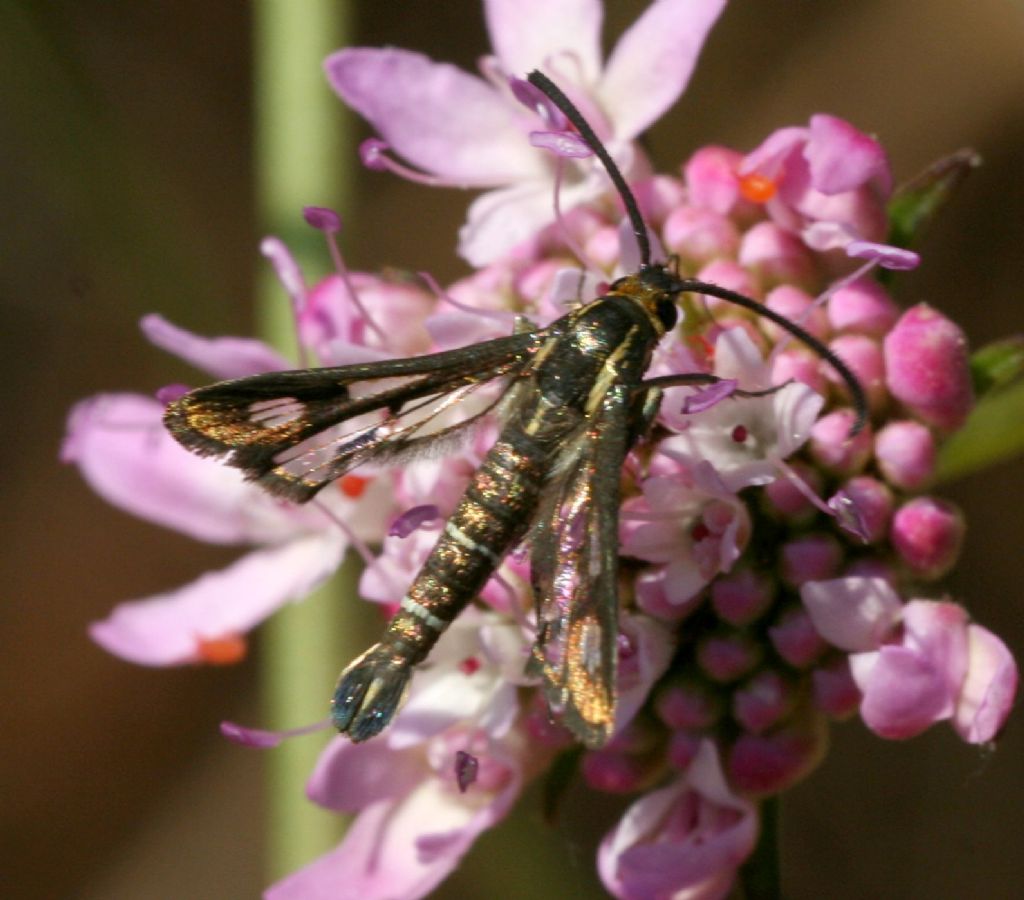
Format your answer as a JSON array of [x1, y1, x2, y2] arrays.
[[324, 0, 728, 264], [598, 740, 758, 900]]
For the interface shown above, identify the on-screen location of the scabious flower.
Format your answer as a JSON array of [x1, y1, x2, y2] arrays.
[[66, 2, 1018, 898]]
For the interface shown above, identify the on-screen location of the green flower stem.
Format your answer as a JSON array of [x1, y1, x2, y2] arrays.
[[253, 0, 354, 880], [740, 797, 781, 899]]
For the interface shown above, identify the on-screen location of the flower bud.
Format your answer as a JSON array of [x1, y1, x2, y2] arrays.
[[665, 730, 704, 771], [711, 568, 775, 625], [763, 461, 823, 522], [874, 420, 936, 490], [582, 749, 652, 794], [890, 496, 965, 579], [584, 225, 624, 271], [662, 206, 740, 264], [683, 145, 745, 215], [826, 334, 887, 410], [827, 278, 899, 337], [811, 657, 861, 719], [771, 348, 829, 394], [769, 605, 828, 668], [781, 534, 843, 586], [808, 408, 873, 475], [632, 174, 687, 226], [732, 669, 796, 733], [696, 630, 764, 682], [828, 475, 893, 544], [763, 285, 828, 341], [883, 304, 973, 431], [726, 712, 827, 795], [739, 221, 817, 290], [654, 678, 724, 730]]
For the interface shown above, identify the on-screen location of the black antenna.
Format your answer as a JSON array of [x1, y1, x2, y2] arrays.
[[527, 69, 867, 434], [528, 70, 651, 269]]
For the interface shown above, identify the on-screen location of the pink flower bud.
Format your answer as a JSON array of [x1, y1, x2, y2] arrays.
[[732, 669, 795, 733], [768, 605, 829, 668], [632, 174, 687, 226], [827, 277, 899, 337], [711, 568, 775, 625], [695, 259, 758, 299], [781, 534, 843, 586], [584, 225, 624, 271], [697, 631, 764, 682], [665, 730, 704, 770], [809, 408, 873, 475], [683, 145, 745, 215], [890, 497, 965, 579], [874, 420, 936, 490], [763, 461, 823, 522], [826, 334, 887, 410], [662, 206, 740, 264], [582, 749, 651, 794], [883, 304, 973, 431], [763, 285, 829, 340], [727, 714, 827, 795], [738, 221, 817, 290], [812, 657, 861, 719], [828, 476, 893, 544], [654, 678, 723, 730], [771, 348, 829, 394]]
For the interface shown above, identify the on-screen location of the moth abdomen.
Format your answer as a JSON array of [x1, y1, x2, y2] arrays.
[[332, 644, 413, 742]]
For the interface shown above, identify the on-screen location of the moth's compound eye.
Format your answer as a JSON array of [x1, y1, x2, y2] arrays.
[[656, 297, 678, 331]]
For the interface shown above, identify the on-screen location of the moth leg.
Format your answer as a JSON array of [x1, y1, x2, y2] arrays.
[[627, 386, 662, 446]]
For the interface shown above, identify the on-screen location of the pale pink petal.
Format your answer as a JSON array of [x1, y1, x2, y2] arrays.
[[63, 394, 306, 545], [325, 48, 542, 183], [614, 614, 674, 734], [484, 0, 602, 82], [800, 577, 903, 651], [771, 382, 825, 459], [140, 314, 290, 378], [267, 746, 522, 900], [954, 624, 1019, 743], [308, 738, 426, 812], [599, 0, 728, 140], [806, 114, 892, 195], [740, 126, 808, 180], [90, 533, 345, 666], [853, 646, 952, 739], [599, 740, 757, 900]]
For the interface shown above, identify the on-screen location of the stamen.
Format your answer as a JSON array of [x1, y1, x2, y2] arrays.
[[156, 384, 190, 405], [389, 504, 441, 538], [417, 270, 518, 324], [220, 717, 332, 749], [260, 236, 310, 367], [731, 424, 749, 443], [338, 473, 372, 499], [454, 749, 479, 793], [359, 138, 495, 189], [196, 633, 247, 665], [738, 172, 778, 203], [311, 497, 377, 566], [303, 205, 387, 345]]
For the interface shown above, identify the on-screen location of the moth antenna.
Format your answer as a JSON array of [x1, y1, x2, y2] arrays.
[[527, 70, 651, 269], [679, 278, 869, 434]]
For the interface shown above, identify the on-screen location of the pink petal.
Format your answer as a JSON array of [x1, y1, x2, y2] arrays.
[[854, 646, 952, 739], [484, 0, 602, 82], [805, 114, 892, 195], [89, 533, 345, 666], [740, 126, 809, 180], [63, 394, 303, 544], [599, 0, 728, 140], [325, 48, 541, 184], [308, 738, 427, 812], [140, 314, 289, 378], [954, 624, 1019, 744], [800, 577, 903, 651], [267, 746, 522, 900], [599, 741, 757, 900]]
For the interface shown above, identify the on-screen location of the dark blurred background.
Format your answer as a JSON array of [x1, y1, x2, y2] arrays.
[[3, 1, 1022, 897]]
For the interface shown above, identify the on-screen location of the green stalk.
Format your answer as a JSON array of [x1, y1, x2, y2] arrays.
[[252, 0, 355, 880]]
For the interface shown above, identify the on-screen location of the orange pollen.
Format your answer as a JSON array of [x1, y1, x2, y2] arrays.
[[339, 473, 371, 498], [196, 634, 247, 665], [739, 172, 778, 203]]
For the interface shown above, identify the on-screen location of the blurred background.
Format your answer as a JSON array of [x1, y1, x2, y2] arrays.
[[3, 0, 1023, 897]]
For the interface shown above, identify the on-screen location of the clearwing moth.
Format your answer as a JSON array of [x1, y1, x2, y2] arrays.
[[165, 70, 866, 748]]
